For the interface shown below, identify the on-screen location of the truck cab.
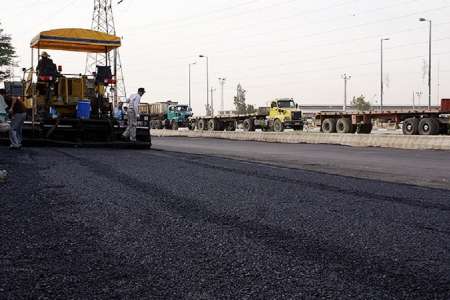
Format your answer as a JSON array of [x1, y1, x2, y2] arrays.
[[166, 105, 193, 129], [268, 98, 303, 132]]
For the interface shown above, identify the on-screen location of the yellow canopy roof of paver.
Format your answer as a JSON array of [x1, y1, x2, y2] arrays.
[[30, 28, 121, 53]]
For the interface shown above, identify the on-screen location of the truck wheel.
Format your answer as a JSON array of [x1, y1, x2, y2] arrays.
[[273, 119, 284, 132], [208, 119, 218, 131], [439, 123, 449, 135], [188, 121, 196, 131], [226, 121, 236, 131], [171, 121, 179, 130], [198, 119, 206, 131], [356, 123, 373, 134], [321, 118, 337, 133], [418, 118, 439, 135], [402, 118, 419, 135], [243, 119, 255, 132], [336, 118, 352, 134], [163, 120, 170, 129]]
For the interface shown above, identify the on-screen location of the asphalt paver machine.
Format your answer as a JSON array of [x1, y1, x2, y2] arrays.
[[1, 28, 150, 148]]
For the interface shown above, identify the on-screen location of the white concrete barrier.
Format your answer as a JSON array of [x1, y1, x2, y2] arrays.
[[151, 130, 450, 151]]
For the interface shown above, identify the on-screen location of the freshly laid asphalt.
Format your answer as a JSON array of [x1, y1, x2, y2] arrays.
[[1, 142, 450, 299]]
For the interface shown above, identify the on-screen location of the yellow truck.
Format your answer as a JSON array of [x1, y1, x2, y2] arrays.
[[189, 98, 304, 132]]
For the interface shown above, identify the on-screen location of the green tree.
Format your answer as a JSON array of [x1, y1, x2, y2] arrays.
[[233, 83, 247, 114], [0, 24, 16, 81], [234, 83, 257, 114], [351, 95, 371, 111], [246, 104, 256, 114]]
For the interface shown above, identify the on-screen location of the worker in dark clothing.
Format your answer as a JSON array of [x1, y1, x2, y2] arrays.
[[36, 52, 57, 78], [36, 52, 58, 103], [8, 96, 27, 149]]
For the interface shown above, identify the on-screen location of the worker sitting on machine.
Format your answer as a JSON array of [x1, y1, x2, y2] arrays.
[[36, 52, 58, 105], [36, 51, 58, 80]]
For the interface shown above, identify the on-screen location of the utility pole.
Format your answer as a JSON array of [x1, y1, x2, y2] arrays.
[[218, 77, 226, 112], [341, 73, 351, 111], [380, 38, 389, 111], [210, 87, 216, 116], [419, 18, 432, 110], [188, 62, 196, 108], [86, 0, 127, 105], [199, 55, 209, 116], [437, 61, 440, 105]]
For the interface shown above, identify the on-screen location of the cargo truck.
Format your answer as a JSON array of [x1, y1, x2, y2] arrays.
[[139, 101, 193, 130], [315, 99, 450, 135], [189, 98, 304, 132]]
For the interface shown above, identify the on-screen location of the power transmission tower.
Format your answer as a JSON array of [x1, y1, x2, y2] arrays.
[[85, 0, 126, 104]]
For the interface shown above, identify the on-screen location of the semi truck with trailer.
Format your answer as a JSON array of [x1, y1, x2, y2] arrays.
[[315, 99, 450, 135], [189, 98, 304, 132], [139, 101, 193, 130]]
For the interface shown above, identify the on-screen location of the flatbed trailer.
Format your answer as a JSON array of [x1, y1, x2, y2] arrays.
[[315, 99, 450, 135], [190, 113, 274, 131]]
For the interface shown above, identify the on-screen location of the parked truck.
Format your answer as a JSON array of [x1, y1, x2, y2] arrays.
[[139, 101, 193, 130], [189, 98, 304, 132], [315, 99, 450, 135]]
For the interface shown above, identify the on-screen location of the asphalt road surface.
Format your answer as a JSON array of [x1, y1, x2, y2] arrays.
[[1, 143, 450, 299], [153, 137, 450, 190]]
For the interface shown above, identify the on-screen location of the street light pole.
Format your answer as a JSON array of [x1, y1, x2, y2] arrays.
[[420, 18, 432, 110], [188, 62, 196, 108], [218, 77, 226, 112], [341, 73, 351, 112], [210, 87, 216, 116], [380, 38, 390, 111], [199, 55, 209, 115]]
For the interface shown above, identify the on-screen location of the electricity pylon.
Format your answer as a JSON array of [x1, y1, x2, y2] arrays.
[[85, 0, 126, 103]]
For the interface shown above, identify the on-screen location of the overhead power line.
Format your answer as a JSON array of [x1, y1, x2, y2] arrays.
[[129, 0, 358, 34], [126, 0, 263, 31], [136, 0, 416, 41], [136, 1, 449, 60]]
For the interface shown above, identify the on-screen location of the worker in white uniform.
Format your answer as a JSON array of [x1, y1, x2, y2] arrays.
[[123, 87, 145, 142]]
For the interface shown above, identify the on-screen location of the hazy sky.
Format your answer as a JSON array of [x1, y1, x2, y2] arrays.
[[2, 0, 450, 114]]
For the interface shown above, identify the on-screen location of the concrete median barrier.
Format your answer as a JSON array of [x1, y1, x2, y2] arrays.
[[151, 130, 450, 151]]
